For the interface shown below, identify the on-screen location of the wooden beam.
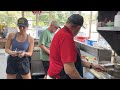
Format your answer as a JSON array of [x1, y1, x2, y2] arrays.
[[36, 13, 39, 26], [22, 11, 24, 17], [89, 11, 92, 38]]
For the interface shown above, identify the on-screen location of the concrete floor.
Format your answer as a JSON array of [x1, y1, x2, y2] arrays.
[[0, 49, 8, 79]]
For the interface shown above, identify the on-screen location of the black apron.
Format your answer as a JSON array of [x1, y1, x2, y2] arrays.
[[60, 45, 83, 79]]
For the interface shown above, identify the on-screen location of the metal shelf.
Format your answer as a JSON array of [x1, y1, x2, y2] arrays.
[[97, 27, 120, 31]]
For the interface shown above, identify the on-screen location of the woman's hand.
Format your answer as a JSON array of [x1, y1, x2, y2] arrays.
[[18, 51, 26, 58], [10, 51, 18, 57]]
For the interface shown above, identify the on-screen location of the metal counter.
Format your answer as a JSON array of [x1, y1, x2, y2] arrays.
[[75, 40, 112, 64], [88, 69, 112, 79], [32, 47, 40, 60], [84, 63, 120, 79], [83, 67, 113, 79]]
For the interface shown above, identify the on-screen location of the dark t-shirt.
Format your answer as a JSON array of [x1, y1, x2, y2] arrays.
[[60, 45, 83, 79]]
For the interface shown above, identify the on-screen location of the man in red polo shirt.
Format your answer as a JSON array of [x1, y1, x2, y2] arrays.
[[47, 14, 106, 79]]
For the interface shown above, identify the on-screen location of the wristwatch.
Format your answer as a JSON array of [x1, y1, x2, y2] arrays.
[[90, 63, 93, 69]]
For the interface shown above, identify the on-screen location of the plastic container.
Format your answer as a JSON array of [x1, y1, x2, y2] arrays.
[[87, 40, 97, 46], [77, 36, 89, 42]]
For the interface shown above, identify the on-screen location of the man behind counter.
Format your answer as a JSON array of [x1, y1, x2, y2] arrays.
[[47, 14, 106, 79]]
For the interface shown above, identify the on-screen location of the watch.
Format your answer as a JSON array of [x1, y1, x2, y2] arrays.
[[90, 63, 93, 69]]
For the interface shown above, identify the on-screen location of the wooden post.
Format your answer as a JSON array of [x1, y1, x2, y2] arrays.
[[89, 11, 92, 38], [36, 13, 39, 26], [49, 11, 53, 24], [22, 11, 24, 17]]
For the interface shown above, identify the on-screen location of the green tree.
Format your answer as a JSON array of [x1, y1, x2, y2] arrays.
[[0, 11, 21, 28], [52, 11, 70, 26]]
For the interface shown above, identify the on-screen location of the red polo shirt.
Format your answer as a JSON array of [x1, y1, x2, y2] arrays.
[[47, 26, 77, 79]]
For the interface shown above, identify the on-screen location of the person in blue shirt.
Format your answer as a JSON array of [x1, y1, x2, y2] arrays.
[[5, 17, 34, 79]]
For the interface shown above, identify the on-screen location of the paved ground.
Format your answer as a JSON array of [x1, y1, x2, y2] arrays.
[[0, 49, 8, 79]]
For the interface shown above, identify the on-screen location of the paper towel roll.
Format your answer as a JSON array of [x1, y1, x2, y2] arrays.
[[114, 15, 120, 27]]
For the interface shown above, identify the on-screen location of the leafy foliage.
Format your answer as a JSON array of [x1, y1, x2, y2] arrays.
[[0, 11, 21, 28]]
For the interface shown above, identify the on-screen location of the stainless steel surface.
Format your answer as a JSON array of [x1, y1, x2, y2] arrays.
[[95, 27, 120, 78], [31, 47, 45, 78], [98, 27, 120, 31], [89, 69, 112, 79], [32, 47, 40, 60], [31, 60, 45, 76], [97, 27, 120, 55], [114, 56, 120, 63], [75, 40, 112, 64], [114, 63, 120, 69], [83, 67, 98, 79], [75, 40, 98, 57], [96, 63, 120, 79], [84, 63, 120, 79], [34, 39, 39, 47]]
